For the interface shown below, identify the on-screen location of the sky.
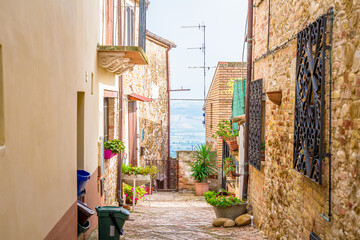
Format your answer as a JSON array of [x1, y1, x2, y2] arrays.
[[147, 0, 248, 155]]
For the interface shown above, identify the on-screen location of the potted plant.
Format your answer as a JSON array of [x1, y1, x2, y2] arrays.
[[143, 165, 158, 194], [104, 139, 125, 160], [123, 183, 148, 205], [261, 142, 265, 161], [223, 157, 236, 179], [212, 120, 239, 151], [122, 164, 155, 187], [204, 190, 247, 220], [189, 144, 217, 196]]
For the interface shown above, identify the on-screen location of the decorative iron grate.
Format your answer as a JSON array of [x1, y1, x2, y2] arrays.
[[293, 14, 327, 184], [310, 232, 321, 240], [249, 79, 263, 171]]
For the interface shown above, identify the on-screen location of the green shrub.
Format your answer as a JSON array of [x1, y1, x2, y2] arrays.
[[204, 190, 246, 207]]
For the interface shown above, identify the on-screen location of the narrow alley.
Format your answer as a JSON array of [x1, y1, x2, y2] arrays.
[[89, 192, 265, 240]]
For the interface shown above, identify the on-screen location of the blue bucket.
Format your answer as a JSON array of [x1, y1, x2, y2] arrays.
[[77, 170, 91, 196]]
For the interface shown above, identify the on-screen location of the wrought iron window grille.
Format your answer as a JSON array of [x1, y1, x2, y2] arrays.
[[293, 14, 328, 184], [249, 79, 263, 171]]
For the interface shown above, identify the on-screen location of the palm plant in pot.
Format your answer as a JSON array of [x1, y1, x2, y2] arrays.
[[189, 144, 217, 196], [104, 139, 125, 159]]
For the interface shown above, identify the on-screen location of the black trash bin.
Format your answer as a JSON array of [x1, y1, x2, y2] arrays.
[[96, 206, 130, 240], [77, 200, 94, 225]]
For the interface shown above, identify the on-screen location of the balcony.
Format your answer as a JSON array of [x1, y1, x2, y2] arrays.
[[97, 45, 148, 75]]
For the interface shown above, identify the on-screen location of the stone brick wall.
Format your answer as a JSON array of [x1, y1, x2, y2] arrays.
[[205, 62, 246, 165], [248, 1, 360, 239], [177, 150, 219, 191], [121, 35, 170, 167], [177, 151, 196, 191], [103, 97, 120, 206]]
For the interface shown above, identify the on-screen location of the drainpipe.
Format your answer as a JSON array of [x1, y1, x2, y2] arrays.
[[243, 0, 254, 200], [117, 75, 124, 205], [166, 48, 171, 190]]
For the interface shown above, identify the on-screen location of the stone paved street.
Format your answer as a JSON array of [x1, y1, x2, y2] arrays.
[[89, 192, 265, 240]]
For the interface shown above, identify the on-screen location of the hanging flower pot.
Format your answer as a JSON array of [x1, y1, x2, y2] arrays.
[[104, 149, 116, 159], [266, 90, 282, 106], [104, 139, 125, 159], [225, 138, 239, 151]]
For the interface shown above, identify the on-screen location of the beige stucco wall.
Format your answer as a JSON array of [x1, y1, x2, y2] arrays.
[[0, 0, 100, 239]]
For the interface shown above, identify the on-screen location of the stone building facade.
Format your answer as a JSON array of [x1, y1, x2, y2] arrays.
[[246, 1, 360, 239], [101, 31, 175, 206], [205, 62, 246, 164], [121, 31, 175, 166]]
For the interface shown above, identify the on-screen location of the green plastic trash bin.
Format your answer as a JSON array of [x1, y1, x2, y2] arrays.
[[95, 206, 130, 240]]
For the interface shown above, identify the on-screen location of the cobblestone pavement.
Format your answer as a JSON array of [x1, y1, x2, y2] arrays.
[[97, 192, 266, 240]]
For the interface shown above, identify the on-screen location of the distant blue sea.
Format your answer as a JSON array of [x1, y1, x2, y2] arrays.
[[170, 101, 205, 158]]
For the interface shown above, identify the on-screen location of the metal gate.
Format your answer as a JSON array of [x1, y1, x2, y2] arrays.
[[145, 159, 178, 191]]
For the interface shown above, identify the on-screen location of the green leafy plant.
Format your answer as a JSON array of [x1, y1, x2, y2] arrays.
[[123, 183, 148, 204], [204, 190, 246, 207], [224, 77, 245, 95], [189, 144, 217, 183], [211, 120, 239, 140], [223, 157, 235, 176], [261, 142, 265, 151], [104, 139, 125, 154], [122, 164, 158, 177]]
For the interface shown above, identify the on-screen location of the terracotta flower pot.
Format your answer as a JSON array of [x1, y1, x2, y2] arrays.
[[195, 182, 209, 196], [145, 186, 154, 195], [266, 90, 282, 106], [225, 139, 239, 151], [104, 149, 116, 159], [261, 150, 265, 161]]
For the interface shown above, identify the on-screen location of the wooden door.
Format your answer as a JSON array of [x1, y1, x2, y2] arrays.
[[128, 101, 137, 166]]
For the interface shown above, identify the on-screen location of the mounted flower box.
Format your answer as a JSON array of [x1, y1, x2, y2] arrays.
[[212, 120, 239, 151], [266, 90, 282, 106], [104, 139, 125, 160], [122, 174, 151, 187], [225, 138, 239, 151], [104, 149, 116, 160]]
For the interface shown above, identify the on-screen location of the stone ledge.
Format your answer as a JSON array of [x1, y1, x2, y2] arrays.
[[97, 45, 148, 75]]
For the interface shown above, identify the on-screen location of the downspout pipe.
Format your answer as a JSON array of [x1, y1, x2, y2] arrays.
[[166, 48, 171, 190], [117, 75, 124, 205], [243, 0, 254, 200]]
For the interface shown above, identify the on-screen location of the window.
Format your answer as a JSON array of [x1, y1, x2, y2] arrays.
[[249, 79, 263, 171], [293, 15, 327, 184], [104, 98, 109, 142], [125, 3, 134, 46]]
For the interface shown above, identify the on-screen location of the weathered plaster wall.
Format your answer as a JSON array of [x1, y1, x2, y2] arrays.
[[121, 36, 169, 167], [249, 0, 360, 239], [0, 0, 100, 239]]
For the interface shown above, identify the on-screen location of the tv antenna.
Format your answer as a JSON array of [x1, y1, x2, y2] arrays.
[[182, 24, 215, 102]]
